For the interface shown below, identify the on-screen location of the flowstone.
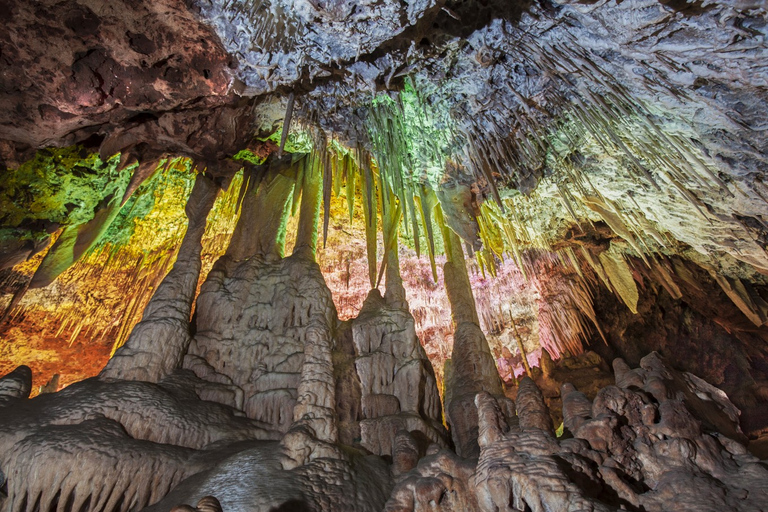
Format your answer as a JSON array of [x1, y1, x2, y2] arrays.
[[185, 253, 336, 432]]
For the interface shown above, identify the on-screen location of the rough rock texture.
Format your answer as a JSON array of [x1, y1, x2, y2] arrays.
[[191, 0, 442, 94], [389, 352, 768, 511], [587, 254, 768, 439], [184, 254, 334, 432], [102, 174, 219, 382], [386, 444, 481, 512], [0, 370, 275, 512], [3, 0, 768, 511], [0, 365, 31, 407], [0, 0, 238, 165], [442, 228, 511, 458], [352, 289, 446, 457], [515, 350, 615, 430]]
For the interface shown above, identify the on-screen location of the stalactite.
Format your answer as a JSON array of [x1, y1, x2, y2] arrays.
[[380, 188, 405, 304], [278, 92, 295, 158], [710, 272, 768, 327], [293, 153, 321, 261], [598, 247, 640, 315], [358, 149, 379, 289], [580, 196, 649, 265], [345, 153, 356, 223], [415, 184, 439, 282]]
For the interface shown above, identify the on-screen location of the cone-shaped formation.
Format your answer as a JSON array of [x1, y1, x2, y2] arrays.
[[441, 226, 510, 458], [352, 289, 446, 457]]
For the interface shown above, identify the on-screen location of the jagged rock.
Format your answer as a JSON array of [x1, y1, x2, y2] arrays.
[[388, 354, 768, 512], [0, 365, 31, 406], [3, 0, 768, 512]]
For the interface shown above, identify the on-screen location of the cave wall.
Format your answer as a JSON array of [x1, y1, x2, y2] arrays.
[[1, 0, 768, 510], [586, 253, 768, 438]]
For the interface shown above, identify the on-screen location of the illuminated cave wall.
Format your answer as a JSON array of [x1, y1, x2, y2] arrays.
[[0, 151, 541, 395], [2, 1, 768, 511], [1, 0, 767, 443]]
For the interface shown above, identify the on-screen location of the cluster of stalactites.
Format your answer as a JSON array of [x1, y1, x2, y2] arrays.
[[0, 158, 245, 360]]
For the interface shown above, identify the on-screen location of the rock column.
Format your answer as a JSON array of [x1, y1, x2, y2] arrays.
[[101, 174, 218, 381]]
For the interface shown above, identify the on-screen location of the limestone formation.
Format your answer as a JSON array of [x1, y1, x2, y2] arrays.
[[442, 227, 510, 458], [352, 289, 446, 457], [0, 365, 31, 406], [389, 352, 768, 512], [102, 174, 219, 382], [1, 1, 768, 512]]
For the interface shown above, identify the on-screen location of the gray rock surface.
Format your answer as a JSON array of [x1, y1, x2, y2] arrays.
[[389, 351, 768, 511], [353, 289, 446, 457]]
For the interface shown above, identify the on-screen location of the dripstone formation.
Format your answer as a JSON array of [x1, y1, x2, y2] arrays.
[[2, 161, 768, 511], [2, 0, 768, 511]]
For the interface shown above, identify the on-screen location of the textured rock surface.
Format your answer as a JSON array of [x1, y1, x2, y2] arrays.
[[353, 289, 446, 456], [587, 254, 768, 439], [185, 253, 335, 432], [0, 365, 31, 406], [2, 0, 768, 511], [389, 352, 768, 512], [0, 0, 238, 164], [102, 174, 219, 382]]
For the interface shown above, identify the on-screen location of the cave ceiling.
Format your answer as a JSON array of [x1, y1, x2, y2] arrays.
[[2, 0, 767, 278]]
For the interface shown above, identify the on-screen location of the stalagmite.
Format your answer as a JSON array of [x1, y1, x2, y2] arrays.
[[3, 1, 768, 511], [351, 183, 446, 457], [516, 376, 554, 435], [101, 174, 218, 381], [225, 157, 296, 262], [441, 224, 508, 458], [561, 382, 592, 434], [280, 317, 341, 469]]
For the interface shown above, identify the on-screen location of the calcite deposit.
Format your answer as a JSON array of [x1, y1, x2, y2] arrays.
[[2, 0, 768, 510]]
